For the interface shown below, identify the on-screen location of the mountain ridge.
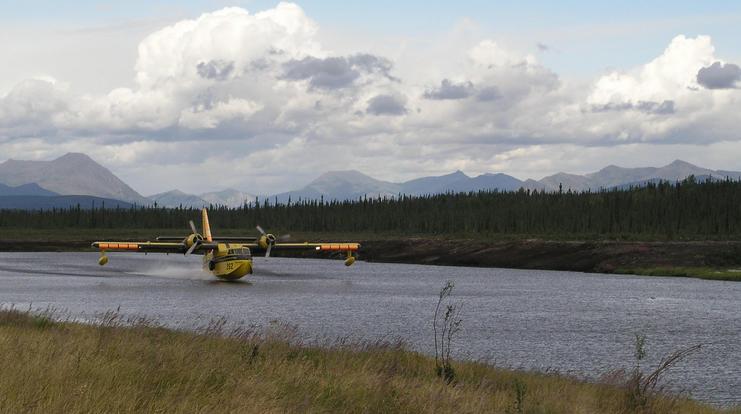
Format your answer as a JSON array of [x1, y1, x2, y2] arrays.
[[148, 190, 208, 209], [0, 183, 58, 197], [199, 189, 256, 208], [0, 153, 150, 205], [147, 188, 257, 208], [270, 160, 741, 201], [0, 195, 133, 210], [1, 153, 739, 208]]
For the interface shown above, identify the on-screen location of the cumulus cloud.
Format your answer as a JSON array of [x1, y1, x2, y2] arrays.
[[133, 4, 321, 90], [281, 54, 393, 90], [0, 78, 69, 138], [476, 86, 501, 101], [468, 40, 535, 68], [196, 60, 235, 81], [697, 61, 741, 89], [366, 94, 407, 116], [588, 35, 714, 106], [423, 79, 475, 100], [590, 100, 675, 115], [179, 98, 263, 129]]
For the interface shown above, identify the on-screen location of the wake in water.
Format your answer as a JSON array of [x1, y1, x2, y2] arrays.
[[129, 263, 212, 281]]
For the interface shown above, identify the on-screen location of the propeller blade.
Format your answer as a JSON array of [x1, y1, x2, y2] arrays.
[[189, 220, 198, 235], [185, 241, 199, 256], [256, 225, 266, 235], [278, 234, 291, 241], [265, 243, 273, 258]]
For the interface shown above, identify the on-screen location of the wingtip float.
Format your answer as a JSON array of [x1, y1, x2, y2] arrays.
[[92, 208, 361, 281]]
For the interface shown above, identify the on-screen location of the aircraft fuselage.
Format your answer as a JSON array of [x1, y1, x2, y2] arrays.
[[204, 246, 253, 280]]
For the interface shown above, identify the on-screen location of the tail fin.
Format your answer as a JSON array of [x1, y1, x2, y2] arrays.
[[202, 208, 213, 242]]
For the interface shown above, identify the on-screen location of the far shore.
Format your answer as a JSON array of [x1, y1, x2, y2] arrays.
[[2, 230, 740, 281]]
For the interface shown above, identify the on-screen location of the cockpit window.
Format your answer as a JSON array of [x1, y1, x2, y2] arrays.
[[228, 248, 250, 255]]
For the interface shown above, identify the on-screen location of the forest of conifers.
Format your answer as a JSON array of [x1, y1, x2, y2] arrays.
[[1, 177, 740, 239]]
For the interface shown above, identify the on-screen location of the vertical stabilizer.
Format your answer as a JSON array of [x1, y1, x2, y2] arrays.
[[202, 208, 213, 242]]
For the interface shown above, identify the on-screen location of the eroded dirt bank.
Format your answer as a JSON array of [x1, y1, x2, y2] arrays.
[[356, 239, 741, 273]]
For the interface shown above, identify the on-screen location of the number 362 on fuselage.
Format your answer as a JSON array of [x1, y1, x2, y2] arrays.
[[92, 209, 360, 281]]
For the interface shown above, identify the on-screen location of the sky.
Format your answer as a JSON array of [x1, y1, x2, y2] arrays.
[[1, 1, 741, 195]]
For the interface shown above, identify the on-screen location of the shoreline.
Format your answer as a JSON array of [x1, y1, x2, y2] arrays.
[[2, 238, 741, 281]]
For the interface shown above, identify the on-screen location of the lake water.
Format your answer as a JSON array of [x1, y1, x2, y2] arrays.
[[0, 252, 738, 405]]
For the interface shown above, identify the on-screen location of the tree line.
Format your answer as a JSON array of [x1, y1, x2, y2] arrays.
[[1, 177, 740, 239]]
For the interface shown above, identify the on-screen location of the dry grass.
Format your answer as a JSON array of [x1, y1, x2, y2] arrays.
[[0, 309, 738, 414]]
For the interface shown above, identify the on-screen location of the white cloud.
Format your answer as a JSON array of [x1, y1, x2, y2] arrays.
[[179, 98, 263, 129], [468, 39, 537, 68], [588, 35, 715, 106], [582, 35, 740, 144], [133, 4, 321, 90], [0, 78, 69, 139]]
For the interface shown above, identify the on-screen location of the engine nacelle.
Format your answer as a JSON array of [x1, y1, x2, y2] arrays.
[[185, 233, 203, 248], [258, 234, 276, 249]]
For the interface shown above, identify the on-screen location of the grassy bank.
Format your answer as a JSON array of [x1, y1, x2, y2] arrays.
[[0, 309, 737, 413], [614, 267, 741, 282]]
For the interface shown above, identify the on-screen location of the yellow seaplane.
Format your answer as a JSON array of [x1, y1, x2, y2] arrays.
[[92, 208, 360, 281]]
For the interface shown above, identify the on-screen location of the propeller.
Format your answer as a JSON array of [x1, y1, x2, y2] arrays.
[[256, 225, 287, 257], [185, 220, 204, 255], [185, 239, 200, 255]]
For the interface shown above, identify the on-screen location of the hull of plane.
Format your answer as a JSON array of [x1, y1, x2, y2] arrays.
[[210, 259, 253, 280]]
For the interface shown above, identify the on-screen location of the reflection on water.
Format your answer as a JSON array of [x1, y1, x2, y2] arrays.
[[0, 252, 739, 405]]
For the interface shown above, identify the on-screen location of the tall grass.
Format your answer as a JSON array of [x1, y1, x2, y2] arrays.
[[0, 309, 737, 413]]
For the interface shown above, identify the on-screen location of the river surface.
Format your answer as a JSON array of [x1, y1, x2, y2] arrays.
[[0, 252, 738, 405]]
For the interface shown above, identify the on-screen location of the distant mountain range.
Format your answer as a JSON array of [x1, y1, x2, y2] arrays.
[[0, 153, 739, 209], [270, 160, 741, 202], [0, 195, 132, 210], [149, 190, 209, 209], [0, 153, 256, 210], [0, 153, 149, 205], [200, 189, 256, 208], [0, 182, 58, 197], [148, 188, 255, 209], [532, 160, 741, 192], [271, 170, 525, 202]]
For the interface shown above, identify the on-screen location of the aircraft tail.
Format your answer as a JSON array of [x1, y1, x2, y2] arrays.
[[202, 208, 213, 242]]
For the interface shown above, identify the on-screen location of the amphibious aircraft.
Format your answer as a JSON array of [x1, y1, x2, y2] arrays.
[[92, 208, 360, 281]]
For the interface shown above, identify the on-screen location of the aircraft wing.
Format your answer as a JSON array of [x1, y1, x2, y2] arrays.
[[269, 242, 360, 252], [255, 241, 361, 265], [242, 241, 360, 254], [92, 241, 191, 254]]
